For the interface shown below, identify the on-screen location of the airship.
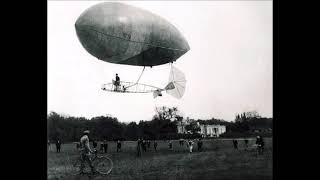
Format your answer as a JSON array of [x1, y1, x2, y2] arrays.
[[75, 2, 189, 99]]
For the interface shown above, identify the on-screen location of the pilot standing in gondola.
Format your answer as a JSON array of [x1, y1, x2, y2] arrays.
[[115, 73, 120, 91]]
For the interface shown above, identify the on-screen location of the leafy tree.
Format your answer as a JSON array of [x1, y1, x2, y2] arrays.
[[124, 122, 139, 140], [231, 111, 272, 133], [185, 120, 200, 134], [151, 106, 181, 137], [245, 111, 261, 119], [154, 106, 181, 121]]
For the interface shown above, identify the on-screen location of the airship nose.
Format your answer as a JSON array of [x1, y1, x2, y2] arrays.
[[75, 22, 108, 60]]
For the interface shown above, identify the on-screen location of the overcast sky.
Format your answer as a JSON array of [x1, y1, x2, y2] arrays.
[[48, 0, 272, 122]]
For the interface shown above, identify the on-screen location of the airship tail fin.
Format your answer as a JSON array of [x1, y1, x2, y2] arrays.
[[165, 66, 187, 99], [153, 66, 186, 99]]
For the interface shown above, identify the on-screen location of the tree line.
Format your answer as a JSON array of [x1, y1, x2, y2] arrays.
[[47, 107, 272, 142], [48, 106, 199, 142], [221, 111, 273, 137]]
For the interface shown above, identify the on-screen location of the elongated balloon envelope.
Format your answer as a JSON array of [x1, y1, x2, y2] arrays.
[[75, 2, 190, 67]]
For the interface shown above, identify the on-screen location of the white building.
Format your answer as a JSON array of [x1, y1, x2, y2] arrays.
[[177, 117, 191, 134], [176, 120, 226, 137], [199, 124, 226, 137], [177, 121, 187, 134]]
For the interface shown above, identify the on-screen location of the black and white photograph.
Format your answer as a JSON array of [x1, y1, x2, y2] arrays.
[[47, 0, 273, 179]]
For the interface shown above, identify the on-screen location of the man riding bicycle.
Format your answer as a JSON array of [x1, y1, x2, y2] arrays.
[[79, 130, 97, 174]]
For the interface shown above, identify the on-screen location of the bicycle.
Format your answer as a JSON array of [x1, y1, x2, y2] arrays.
[[247, 144, 264, 157], [68, 149, 113, 176]]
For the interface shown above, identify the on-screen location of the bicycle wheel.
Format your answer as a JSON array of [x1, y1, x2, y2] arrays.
[[69, 158, 82, 175], [94, 156, 113, 175]]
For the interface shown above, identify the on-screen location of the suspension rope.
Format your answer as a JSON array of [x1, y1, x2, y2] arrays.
[[135, 66, 145, 84], [124, 66, 145, 89]]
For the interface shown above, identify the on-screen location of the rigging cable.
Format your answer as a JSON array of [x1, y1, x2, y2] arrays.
[[124, 66, 145, 89]]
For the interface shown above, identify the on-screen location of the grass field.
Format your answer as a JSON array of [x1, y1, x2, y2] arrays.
[[47, 138, 272, 180]]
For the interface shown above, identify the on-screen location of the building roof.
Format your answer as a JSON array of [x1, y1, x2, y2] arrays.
[[196, 119, 229, 125], [176, 119, 228, 126]]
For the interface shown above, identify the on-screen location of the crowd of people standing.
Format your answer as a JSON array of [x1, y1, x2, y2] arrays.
[[232, 136, 265, 154], [47, 139, 63, 153], [48, 135, 265, 156]]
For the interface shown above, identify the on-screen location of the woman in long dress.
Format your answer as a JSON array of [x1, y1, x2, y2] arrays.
[[187, 140, 194, 153]]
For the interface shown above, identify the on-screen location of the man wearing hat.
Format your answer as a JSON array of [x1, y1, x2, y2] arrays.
[[256, 136, 265, 155], [114, 73, 120, 91], [80, 130, 96, 174]]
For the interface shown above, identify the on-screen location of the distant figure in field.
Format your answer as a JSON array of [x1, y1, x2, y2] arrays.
[[76, 142, 80, 150], [100, 140, 104, 152], [79, 130, 96, 174], [103, 139, 108, 153], [144, 140, 147, 152], [147, 140, 151, 149], [47, 140, 51, 151], [179, 139, 184, 146], [92, 139, 97, 149], [188, 140, 194, 153], [244, 139, 249, 150], [256, 136, 265, 155], [142, 139, 147, 152], [154, 140, 158, 151], [233, 139, 238, 150], [197, 138, 203, 152], [117, 140, 122, 152], [137, 139, 142, 157], [55, 138, 62, 153], [168, 140, 173, 150]]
